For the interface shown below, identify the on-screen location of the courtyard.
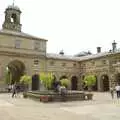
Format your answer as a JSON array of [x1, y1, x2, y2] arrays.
[[0, 92, 120, 120]]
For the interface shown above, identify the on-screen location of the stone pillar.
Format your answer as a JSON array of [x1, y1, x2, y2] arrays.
[[97, 76, 103, 91]]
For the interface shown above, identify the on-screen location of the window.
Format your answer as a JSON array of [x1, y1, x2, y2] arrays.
[[34, 41, 40, 50], [62, 63, 66, 67], [102, 60, 106, 65], [73, 63, 76, 67], [34, 59, 39, 65], [15, 40, 21, 48], [50, 61, 54, 66]]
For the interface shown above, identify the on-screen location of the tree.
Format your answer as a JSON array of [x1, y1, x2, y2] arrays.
[[84, 75, 96, 91]]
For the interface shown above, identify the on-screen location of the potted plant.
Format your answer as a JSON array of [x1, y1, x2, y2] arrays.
[[40, 95, 49, 102], [83, 75, 96, 100], [20, 75, 31, 93], [60, 78, 70, 89]]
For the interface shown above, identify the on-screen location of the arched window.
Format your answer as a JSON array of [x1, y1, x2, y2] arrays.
[[11, 14, 17, 23]]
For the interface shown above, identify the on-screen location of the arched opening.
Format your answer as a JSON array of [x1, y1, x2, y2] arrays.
[[101, 75, 109, 91], [115, 73, 120, 84], [32, 74, 40, 91], [11, 13, 17, 23], [71, 76, 78, 90], [6, 60, 25, 84], [92, 76, 98, 91], [59, 75, 67, 80]]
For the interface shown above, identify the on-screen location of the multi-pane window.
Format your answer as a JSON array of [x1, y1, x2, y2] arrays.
[[34, 41, 40, 50], [73, 63, 76, 67], [50, 61, 55, 66], [34, 59, 39, 65], [62, 63, 66, 67], [15, 40, 21, 48]]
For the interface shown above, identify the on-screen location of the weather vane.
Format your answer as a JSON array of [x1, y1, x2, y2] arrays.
[[13, 0, 15, 6]]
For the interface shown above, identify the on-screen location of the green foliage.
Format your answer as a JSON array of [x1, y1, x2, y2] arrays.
[[5, 70, 12, 84], [40, 72, 54, 89], [7, 60, 25, 83], [60, 78, 70, 88], [84, 75, 96, 87], [20, 75, 31, 85]]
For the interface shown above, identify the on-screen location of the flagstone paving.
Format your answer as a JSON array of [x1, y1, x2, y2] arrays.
[[0, 92, 120, 120]]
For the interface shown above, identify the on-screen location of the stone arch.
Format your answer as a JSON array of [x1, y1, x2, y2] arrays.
[[7, 59, 25, 84], [59, 75, 68, 80], [71, 76, 78, 90], [100, 74, 109, 91]]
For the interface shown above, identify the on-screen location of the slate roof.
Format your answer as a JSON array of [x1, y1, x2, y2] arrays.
[[47, 52, 117, 62]]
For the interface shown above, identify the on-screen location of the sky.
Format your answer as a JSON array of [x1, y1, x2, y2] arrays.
[[0, 0, 120, 55]]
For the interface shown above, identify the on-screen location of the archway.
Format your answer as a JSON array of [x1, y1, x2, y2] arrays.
[[6, 60, 25, 84], [115, 73, 120, 84], [71, 76, 78, 90], [59, 75, 67, 80], [101, 75, 109, 91], [92, 76, 98, 91], [32, 74, 40, 91]]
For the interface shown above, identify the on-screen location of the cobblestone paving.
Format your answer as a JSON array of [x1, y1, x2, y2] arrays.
[[0, 92, 120, 120]]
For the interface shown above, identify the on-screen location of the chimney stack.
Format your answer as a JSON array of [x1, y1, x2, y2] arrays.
[[112, 40, 117, 52], [97, 47, 101, 53]]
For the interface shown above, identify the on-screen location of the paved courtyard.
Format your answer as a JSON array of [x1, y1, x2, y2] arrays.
[[0, 92, 120, 120]]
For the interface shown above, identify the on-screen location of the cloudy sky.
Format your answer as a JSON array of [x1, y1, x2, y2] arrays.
[[0, 0, 120, 55]]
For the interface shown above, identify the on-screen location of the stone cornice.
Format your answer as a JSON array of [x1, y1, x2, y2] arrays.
[[0, 50, 46, 59]]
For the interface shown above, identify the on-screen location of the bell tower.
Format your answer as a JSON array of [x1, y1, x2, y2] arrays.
[[2, 4, 22, 32]]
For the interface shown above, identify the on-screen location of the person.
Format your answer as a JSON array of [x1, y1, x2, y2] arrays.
[[8, 84, 12, 93], [110, 86, 114, 99], [12, 84, 17, 98], [115, 83, 120, 99]]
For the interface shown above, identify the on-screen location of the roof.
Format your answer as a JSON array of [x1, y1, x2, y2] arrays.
[[0, 29, 47, 41], [47, 52, 115, 62], [7, 5, 21, 11]]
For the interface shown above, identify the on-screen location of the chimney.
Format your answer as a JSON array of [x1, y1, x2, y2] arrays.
[[97, 47, 101, 53], [59, 50, 64, 55], [112, 40, 117, 52]]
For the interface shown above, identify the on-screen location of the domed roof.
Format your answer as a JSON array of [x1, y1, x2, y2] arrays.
[[7, 5, 20, 11]]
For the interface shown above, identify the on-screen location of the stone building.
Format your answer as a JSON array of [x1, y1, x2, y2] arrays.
[[0, 4, 120, 91]]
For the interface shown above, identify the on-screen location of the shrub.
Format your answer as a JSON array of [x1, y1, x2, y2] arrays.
[[60, 78, 70, 88], [40, 72, 54, 90], [84, 75, 96, 91], [20, 75, 31, 85]]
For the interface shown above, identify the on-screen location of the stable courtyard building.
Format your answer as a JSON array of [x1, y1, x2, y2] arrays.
[[0, 4, 120, 91]]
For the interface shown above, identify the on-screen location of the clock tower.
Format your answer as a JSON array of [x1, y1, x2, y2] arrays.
[[2, 4, 22, 32]]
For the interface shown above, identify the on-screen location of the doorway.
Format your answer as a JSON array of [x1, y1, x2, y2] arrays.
[[71, 76, 78, 90]]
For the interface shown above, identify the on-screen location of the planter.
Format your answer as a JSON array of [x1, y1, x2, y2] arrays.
[[23, 92, 28, 98], [85, 93, 93, 100], [40, 95, 49, 102]]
